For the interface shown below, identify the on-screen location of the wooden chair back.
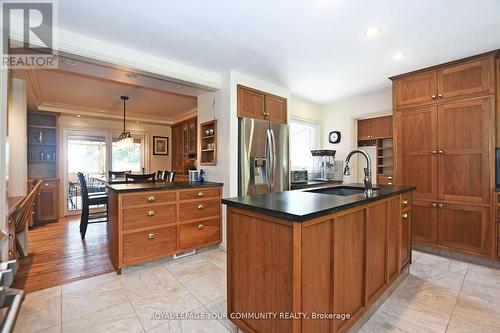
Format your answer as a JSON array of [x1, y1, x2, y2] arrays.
[[125, 173, 156, 183], [163, 171, 175, 182]]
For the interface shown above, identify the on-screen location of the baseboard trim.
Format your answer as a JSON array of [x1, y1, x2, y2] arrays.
[[413, 244, 500, 269]]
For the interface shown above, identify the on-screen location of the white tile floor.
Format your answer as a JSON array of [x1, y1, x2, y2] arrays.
[[14, 248, 500, 333]]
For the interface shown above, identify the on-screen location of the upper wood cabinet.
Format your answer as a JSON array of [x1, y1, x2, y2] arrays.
[[237, 85, 287, 124], [497, 58, 500, 147], [392, 53, 496, 109], [357, 115, 392, 140], [171, 116, 197, 175]]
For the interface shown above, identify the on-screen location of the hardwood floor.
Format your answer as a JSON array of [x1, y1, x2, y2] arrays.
[[13, 216, 114, 293]]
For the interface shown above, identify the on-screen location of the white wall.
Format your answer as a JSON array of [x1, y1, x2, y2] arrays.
[[7, 78, 28, 197], [289, 94, 325, 145], [321, 88, 392, 183]]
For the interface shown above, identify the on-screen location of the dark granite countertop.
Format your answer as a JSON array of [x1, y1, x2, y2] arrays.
[[222, 183, 415, 222], [107, 181, 223, 192]]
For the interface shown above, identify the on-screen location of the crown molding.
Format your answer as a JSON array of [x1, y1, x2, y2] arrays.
[[171, 108, 198, 124]]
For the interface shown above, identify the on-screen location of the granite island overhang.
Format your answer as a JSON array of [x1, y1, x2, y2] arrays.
[[222, 184, 415, 333]]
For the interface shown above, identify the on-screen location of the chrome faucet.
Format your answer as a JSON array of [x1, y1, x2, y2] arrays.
[[344, 150, 374, 197]]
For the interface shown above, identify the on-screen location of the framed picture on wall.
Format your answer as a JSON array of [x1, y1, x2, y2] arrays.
[[153, 136, 168, 155]]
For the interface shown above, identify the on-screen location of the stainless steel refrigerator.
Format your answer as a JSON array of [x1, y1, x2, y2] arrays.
[[238, 118, 289, 196]]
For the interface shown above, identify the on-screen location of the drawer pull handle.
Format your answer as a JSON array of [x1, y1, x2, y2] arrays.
[[147, 211, 156, 217], [388, 182, 393, 185], [387, 176, 393, 180], [197, 192, 204, 197], [402, 199, 409, 205], [402, 213, 408, 219], [197, 204, 204, 210], [198, 224, 205, 230], [147, 196, 156, 202], [148, 233, 156, 240]]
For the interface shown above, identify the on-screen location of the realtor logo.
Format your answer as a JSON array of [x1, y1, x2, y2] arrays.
[[1, 1, 58, 68]]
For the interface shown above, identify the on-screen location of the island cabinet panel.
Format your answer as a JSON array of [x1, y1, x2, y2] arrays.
[[226, 192, 413, 333], [365, 204, 387, 303], [107, 185, 222, 273], [301, 221, 333, 333], [227, 209, 294, 333], [400, 193, 412, 269], [332, 210, 366, 332]]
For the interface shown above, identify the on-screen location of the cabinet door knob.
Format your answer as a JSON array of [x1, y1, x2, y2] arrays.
[[147, 196, 156, 202], [402, 213, 408, 219], [438, 203, 443, 208], [438, 94, 443, 99], [432, 202, 437, 208], [438, 150, 444, 154], [147, 211, 156, 217], [44, 183, 50, 187], [432, 150, 437, 154], [197, 204, 204, 210], [402, 199, 409, 205], [148, 233, 156, 240], [198, 224, 205, 230], [197, 192, 204, 197], [431, 95, 437, 99]]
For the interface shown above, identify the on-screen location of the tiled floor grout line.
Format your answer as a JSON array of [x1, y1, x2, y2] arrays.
[[114, 272, 149, 333], [444, 264, 470, 333]]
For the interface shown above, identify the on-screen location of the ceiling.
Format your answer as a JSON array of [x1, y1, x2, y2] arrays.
[[57, 0, 500, 103], [13, 56, 205, 123]]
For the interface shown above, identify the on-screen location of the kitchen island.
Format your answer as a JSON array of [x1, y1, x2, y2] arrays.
[[222, 184, 414, 333], [107, 181, 223, 274]]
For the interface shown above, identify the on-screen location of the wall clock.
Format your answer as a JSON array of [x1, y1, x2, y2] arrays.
[[329, 131, 341, 144]]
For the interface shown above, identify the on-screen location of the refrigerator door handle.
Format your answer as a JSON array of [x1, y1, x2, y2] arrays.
[[269, 128, 276, 190], [265, 128, 273, 188]]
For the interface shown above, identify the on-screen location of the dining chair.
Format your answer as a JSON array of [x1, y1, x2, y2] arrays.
[[162, 171, 176, 182], [156, 170, 163, 180], [125, 173, 156, 183], [11, 179, 43, 257], [78, 172, 108, 239], [108, 170, 131, 179]]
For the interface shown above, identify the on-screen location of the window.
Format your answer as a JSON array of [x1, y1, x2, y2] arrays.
[[111, 134, 145, 173], [67, 134, 106, 175], [290, 118, 319, 172]]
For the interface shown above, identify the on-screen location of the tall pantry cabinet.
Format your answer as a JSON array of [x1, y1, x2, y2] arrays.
[[391, 51, 498, 258]]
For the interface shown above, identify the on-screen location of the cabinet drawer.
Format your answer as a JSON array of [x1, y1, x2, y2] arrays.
[[122, 204, 176, 231], [179, 188, 220, 201], [377, 175, 393, 185], [122, 192, 176, 206], [179, 218, 221, 250], [123, 226, 177, 263], [179, 199, 220, 221]]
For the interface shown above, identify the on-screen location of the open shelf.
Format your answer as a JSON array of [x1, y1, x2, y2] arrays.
[[200, 120, 217, 166]]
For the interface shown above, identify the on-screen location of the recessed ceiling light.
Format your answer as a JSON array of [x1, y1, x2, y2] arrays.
[[126, 73, 138, 79], [392, 51, 406, 61], [363, 27, 381, 38], [62, 59, 77, 66]]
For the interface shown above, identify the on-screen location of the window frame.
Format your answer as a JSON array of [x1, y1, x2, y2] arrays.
[[289, 117, 320, 172]]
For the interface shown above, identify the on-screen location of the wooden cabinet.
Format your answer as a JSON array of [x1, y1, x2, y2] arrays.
[[395, 106, 438, 201], [437, 98, 492, 204], [107, 186, 222, 272], [171, 116, 197, 175], [393, 52, 498, 258], [237, 85, 287, 124], [357, 115, 392, 140], [411, 200, 438, 244], [437, 57, 495, 100], [497, 59, 500, 147], [226, 192, 413, 333], [30, 179, 59, 223], [394, 71, 438, 107], [437, 203, 490, 255], [392, 53, 496, 109]]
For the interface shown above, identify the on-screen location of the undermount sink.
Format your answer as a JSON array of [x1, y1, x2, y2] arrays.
[[306, 186, 379, 196]]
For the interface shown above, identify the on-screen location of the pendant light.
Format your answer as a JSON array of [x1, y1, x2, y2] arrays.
[[117, 95, 133, 148]]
